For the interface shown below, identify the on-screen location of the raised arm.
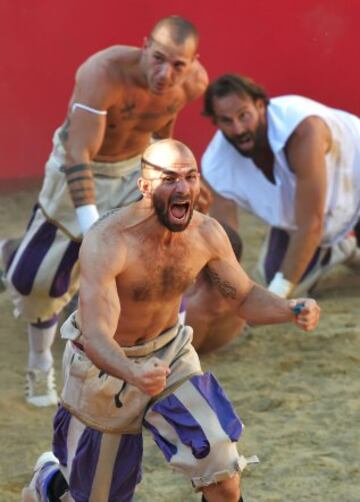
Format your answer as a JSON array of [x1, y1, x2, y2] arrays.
[[274, 117, 329, 292], [60, 62, 117, 233], [205, 219, 320, 330]]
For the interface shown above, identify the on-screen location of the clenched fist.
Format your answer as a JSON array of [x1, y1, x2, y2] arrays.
[[289, 298, 320, 332], [129, 357, 171, 396]]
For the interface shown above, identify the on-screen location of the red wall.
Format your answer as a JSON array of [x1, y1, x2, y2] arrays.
[[1, 0, 359, 181]]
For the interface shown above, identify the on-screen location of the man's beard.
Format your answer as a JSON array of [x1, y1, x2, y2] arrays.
[[153, 193, 193, 232], [224, 121, 266, 158]]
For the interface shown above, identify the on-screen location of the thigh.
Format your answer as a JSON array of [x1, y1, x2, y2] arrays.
[[6, 206, 80, 322], [53, 405, 143, 502], [143, 372, 244, 491]]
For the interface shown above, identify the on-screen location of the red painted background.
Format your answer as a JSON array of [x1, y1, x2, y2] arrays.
[[1, 0, 359, 181]]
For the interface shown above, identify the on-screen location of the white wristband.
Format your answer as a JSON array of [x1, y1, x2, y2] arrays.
[[75, 204, 99, 234], [268, 272, 294, 298]]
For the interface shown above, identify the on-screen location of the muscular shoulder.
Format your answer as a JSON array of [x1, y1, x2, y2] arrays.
[[73, 46, 141, 107], [287, 116, 331, 152], [183, 60, 209, 101], [80, 208, 128, 277], [196, 213, 232, 258]]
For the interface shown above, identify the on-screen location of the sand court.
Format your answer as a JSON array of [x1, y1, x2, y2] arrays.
[[0, 183, 359, 501]]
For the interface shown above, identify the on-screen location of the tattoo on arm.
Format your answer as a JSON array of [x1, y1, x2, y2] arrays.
[[64, 163, 96, 207], [206, 267, 237, 299]]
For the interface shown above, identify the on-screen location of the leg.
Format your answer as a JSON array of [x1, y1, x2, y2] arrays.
[[52, 405, 143, 502], [26, 317, 59, 406], [144, 373, 255, 497], [21, 451, 66, 502], [5, 206, 81, 406], [202, 473, 241, 501]]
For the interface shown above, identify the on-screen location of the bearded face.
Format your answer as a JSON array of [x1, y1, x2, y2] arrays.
[[152, 176, 196, 232]]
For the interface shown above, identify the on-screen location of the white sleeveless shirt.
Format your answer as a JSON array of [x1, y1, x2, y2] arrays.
[[202, 95, 360, 246]]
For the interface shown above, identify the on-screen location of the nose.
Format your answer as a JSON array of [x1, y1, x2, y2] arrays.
[[159, 62, 173, 81], [230, 118, 245, 136], [175, 177, 190, 194]]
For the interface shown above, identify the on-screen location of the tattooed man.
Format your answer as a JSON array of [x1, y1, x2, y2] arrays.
[[5, 16, 208, 406], [22, 139, 320, 502]]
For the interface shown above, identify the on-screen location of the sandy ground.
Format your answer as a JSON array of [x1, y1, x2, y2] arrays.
[[0, 183, 359, 502]]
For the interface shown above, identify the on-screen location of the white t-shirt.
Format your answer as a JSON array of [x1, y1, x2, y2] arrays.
[[202, 95, 360, 246]]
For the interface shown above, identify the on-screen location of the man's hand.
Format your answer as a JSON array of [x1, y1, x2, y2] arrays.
[[288, 298, 320, 331], [129, 357, 171, 396]]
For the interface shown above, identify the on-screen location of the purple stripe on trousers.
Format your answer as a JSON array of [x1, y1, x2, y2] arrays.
[[53, 405, 143, 502], [53, 405, 72, 466], [143, 419, 178, 461], [264, 227, 327, 283], [149, 393, 210, 459], [5, 205, 39, 273], [190, 373, 243, 442], [49, 240, 80, 298], [11, 217, 57, 295]]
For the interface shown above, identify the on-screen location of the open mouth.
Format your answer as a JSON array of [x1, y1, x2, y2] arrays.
[[169, 201, 190, 221], [236, 133, 253, 147]]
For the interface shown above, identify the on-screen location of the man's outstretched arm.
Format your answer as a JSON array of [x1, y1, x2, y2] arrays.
[[205, 218, 320, 330]]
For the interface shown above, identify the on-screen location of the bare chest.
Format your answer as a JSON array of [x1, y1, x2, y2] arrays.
[[118, 251, 198, 303], [107, 90, 185, 132]]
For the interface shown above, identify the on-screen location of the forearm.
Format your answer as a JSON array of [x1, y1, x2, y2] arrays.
[[83, 329, 134, 382], [238, 284, 293, 325], [280, 225, 322, 284], [63, 160, 99, 232]]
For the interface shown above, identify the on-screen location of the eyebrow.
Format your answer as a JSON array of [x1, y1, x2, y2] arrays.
[[161, 168, 198, 176], [141, 158, 197, 172]]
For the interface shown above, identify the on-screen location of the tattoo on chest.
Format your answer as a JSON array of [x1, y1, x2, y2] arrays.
[[206, 268, 237, 299], [120, 101, 136, 119], [118, 99, 179, 121]]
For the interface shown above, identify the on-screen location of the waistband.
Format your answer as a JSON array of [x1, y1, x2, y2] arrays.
[[67, 313, 182, 358]]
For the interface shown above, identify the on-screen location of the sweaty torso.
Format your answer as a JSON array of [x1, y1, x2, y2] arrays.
[[66, 46, 197, 161], [113, 212, 211, 345]]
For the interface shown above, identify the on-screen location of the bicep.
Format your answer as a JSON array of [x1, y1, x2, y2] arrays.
[[63, 69, 114, 162], [205, 221, 252, 306], [287, 118, 329, 224], [78, 234, 124, 339], [64, 112, 107, 162]]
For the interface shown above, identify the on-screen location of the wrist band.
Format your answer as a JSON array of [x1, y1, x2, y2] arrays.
[[75, 204, 99, 234], [268, 272, 294, 298]]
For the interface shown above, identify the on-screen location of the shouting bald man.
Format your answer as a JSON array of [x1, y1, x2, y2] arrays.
[[4, 15, 208, 407], [22, 139, 320, 502]]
